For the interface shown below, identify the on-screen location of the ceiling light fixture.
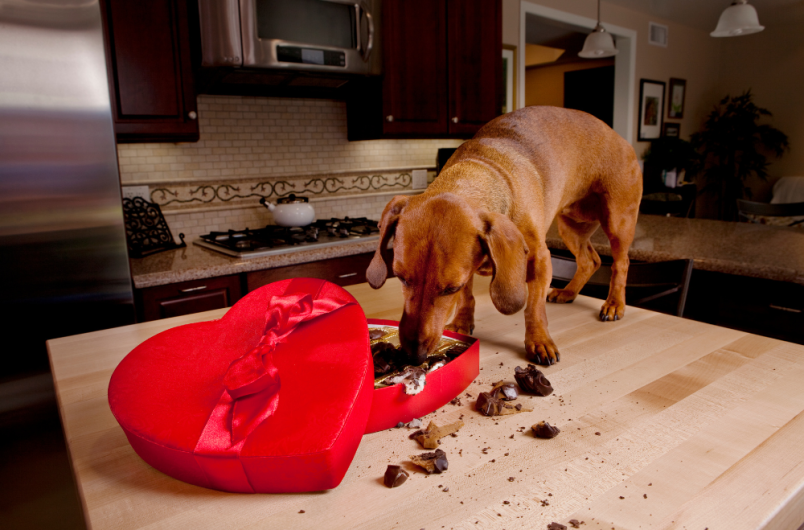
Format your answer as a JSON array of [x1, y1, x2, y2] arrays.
[[579, 0, 618, 58], [711, 0, 764, 37]]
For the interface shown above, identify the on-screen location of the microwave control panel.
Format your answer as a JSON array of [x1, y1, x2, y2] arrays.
[[276, 46, 346, 67]]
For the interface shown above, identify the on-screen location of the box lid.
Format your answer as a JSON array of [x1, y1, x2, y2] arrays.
[[108, 278, 373, 493]]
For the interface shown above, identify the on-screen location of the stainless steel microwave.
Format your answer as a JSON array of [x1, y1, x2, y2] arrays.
[[198, 0, 381, 76]]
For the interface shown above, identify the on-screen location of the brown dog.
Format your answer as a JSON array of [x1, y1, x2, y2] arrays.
[[366, 106, 642, 366]]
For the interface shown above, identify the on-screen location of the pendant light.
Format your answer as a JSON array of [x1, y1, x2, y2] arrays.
[[579, 0, 618, 58], [711, 0, 764, 37]]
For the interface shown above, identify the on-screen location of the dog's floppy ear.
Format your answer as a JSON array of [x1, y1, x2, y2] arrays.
[[479, 211, 529, 315], [366, 195, 409, 289]]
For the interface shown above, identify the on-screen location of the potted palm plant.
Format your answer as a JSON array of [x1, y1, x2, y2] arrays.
[[690, 91, 788, 221]]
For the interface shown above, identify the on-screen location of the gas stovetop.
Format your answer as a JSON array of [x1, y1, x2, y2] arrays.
[[193, 217, 380, 259]]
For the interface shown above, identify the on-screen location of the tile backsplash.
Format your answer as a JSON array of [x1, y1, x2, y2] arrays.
[[118, 95, 462, 240]]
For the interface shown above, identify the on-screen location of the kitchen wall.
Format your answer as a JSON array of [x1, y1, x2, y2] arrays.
[[525, 59, 615, 108], [503, 0, 723, 158], [718, 18, 804, 200], [118, 96, 462, 239]]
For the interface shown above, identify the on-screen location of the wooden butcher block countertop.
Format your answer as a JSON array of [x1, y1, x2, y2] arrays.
[[47, 276, 804, 530]]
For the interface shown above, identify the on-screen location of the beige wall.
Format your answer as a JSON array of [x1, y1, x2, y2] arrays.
[[508, 0, 722, 158], [525, 60, 614, 108], [719, 19, 804, 199]]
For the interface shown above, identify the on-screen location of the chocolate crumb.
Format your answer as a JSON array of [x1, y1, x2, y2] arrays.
[[569, 520, 582, 528], [547, 523, 566, 530], [644, 494, 647, 499], [299, 510, 305, 514], [619, 496, 625, 499], [595, 432, 601, 436], [508, 477, 515, 482]]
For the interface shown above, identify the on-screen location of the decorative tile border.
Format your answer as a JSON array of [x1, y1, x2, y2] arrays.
[[150, 171, 413, 211]]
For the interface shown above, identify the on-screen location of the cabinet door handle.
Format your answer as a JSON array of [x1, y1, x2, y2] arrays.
[[338, 272, 358, 278], [188, 111, 198, 120], [386, 115, 394, 122], [180, 285, 207, 293], [452, 116, 459, 123], [769, 304, 802, 313]]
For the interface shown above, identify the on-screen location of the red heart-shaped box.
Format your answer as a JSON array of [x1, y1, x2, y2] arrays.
[[109, 279, 479, 493], [108, 278, 373, 493], [365, 319, 479, 433]]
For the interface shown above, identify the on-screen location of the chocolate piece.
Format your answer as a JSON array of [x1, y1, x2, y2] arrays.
[[369, 328, 386, 340], [387, 366, 427, 395], [410, 448, 449, 474], [569, 520, 582, 529], [477, 392, 504, 416], [383, 465, 409, 488], [547, 523, 567, 530], [444, 344, 468, 359], [515, 364, 554, 396], [476, 392, 533, 417], [491, 381, 519, 401], [415, 420, 464, 449], [532, 421, 560, 439], [373, 354, 392, 377]]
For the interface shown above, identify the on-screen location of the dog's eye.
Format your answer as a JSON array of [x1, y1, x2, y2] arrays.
[[441, 285, 462, 296]]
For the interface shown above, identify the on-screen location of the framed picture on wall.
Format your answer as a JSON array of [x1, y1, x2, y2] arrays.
[[663, 122, 680, 137], [502, 45, 517, 113], [668, 78, 686, 119], [638, 79, 666, 141]]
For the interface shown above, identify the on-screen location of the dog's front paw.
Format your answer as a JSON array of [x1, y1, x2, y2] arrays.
[[599, 299, 625, 322], [525, 337, 560, 366], [445, 321, 474, 335], [547, 288, 577, 304]]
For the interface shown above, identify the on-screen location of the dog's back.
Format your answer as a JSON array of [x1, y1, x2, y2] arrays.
[[432, 106, 641, 227]]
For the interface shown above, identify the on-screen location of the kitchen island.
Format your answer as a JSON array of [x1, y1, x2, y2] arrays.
[[133, 214, 804, 289], [48, 276, 804, 529]]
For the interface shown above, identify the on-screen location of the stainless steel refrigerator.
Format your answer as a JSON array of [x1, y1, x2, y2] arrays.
[[0, 0, 135, 378]]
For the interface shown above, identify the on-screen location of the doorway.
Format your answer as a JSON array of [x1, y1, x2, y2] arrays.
[[519, 2, 636, 143]]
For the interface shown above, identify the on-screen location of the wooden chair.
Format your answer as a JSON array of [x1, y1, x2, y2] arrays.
[[550, 254, 694, 317], [737, 199, 804, 227]]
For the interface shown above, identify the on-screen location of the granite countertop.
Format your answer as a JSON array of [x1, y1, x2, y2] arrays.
[[546, 214, 804, 285], [130, 238, 380, 289], [131, 215, 804, 289]]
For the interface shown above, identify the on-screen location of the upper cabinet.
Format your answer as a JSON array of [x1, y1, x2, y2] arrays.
[[348, 0, 502, 140], [100, 0, 199, 143]]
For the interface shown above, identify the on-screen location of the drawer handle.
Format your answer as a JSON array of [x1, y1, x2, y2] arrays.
[[769, 304, 802, 313], [338, 272, 358, 278], [180, 285, 207, 293]]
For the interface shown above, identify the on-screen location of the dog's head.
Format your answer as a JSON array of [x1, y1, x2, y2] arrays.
[[366, 193, 528, 364]]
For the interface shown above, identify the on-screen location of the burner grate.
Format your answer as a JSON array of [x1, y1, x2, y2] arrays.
[[198, 217, 377, 254]]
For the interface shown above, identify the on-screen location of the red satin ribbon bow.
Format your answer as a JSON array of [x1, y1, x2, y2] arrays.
[[222, 290, 353, 444], [194, 281, 355, 455]]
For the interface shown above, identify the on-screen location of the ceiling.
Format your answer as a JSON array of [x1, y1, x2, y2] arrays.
[[602, 0, 804, 32]]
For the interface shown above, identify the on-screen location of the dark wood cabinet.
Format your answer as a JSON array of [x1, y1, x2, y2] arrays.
[[100, 0, 199, 143], [246, 252, 392, 292], [135, 253, 393, 322], [135, 274, 242, 322], [347, 0, 502, 139]]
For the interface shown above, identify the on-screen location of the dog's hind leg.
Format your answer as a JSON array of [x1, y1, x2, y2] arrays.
[[445, 275, 475, 335], [598, 206, 638, 321], [547, 214, 601, 304]]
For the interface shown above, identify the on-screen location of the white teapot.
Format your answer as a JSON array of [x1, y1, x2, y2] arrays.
[[259, 194, 315, 227]]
